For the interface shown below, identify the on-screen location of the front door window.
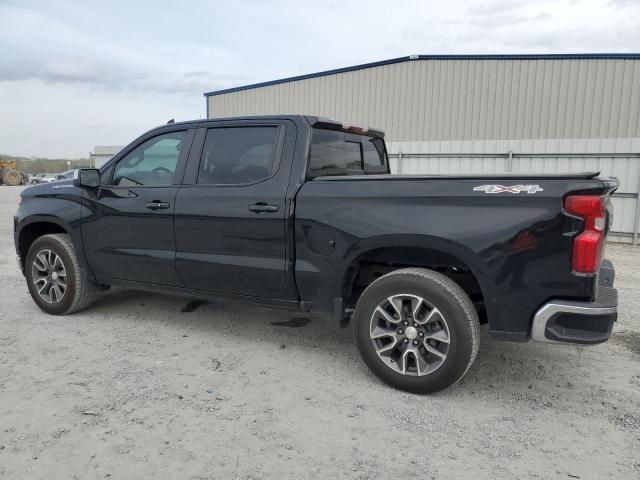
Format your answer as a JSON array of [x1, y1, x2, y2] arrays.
[[112, 131, 187, 186]]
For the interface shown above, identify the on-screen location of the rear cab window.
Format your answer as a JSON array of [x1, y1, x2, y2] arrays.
[[308, 128, 388, 178]]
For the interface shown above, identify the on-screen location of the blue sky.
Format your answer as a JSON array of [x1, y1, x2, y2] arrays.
[[1, 0, 639, 157]]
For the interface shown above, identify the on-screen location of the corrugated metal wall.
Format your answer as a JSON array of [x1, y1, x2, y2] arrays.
[[208, 58, 640, 142], [387, 145, 639, 243], [91, 146, 122, 168], [206, 57, 640, 242]]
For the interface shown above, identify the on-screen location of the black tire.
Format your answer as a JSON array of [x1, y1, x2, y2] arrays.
[[354, 268, 480, 394], [25, 233, 94, 315], [3, 169, 21, 186]]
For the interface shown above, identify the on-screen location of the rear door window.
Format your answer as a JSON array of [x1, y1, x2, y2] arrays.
[[197, 127, 279, 185]]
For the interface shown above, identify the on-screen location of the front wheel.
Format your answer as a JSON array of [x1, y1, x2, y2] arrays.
[[25, 233, 94, 315], [353, 268, 480, 394]]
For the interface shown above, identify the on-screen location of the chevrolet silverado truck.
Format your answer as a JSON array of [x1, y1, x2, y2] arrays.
[[14, 115, 619, 393]]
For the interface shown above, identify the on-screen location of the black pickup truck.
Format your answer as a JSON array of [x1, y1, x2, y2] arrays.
[[14, 115, 619, 393]]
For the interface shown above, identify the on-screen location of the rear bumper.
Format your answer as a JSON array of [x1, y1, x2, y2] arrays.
[[531, 260, 617, 345]]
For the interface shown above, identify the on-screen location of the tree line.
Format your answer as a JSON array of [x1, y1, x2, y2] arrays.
[[1, 153, 90, 174]]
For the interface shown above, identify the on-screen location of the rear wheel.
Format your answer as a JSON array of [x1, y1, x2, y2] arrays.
[[25, 234, 94, 315], [353, 268, 480, 393]]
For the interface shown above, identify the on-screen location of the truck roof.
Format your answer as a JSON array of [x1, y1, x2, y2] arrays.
[[143, 115, 385, 138]]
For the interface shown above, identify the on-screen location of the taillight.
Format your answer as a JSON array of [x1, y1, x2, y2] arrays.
[[564, 195, 606, 275]]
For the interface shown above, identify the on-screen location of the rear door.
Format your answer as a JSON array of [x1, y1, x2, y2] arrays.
[[82, 128, 194, 286], [173, 120, 296, 298]]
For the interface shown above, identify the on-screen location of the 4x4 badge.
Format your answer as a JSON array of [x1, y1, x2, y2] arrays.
[[473, 184, 543, 194]]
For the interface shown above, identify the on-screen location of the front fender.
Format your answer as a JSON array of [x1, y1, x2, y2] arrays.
[[14, 187, 96, 284]]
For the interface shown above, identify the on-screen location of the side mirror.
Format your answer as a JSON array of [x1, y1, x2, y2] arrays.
[[73, 168, 101, 188]]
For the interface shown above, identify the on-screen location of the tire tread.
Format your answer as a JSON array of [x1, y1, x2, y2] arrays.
[[30, 233, 94, 314]]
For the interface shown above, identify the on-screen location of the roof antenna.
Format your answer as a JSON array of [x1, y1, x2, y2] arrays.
[[167, 118, 175, 124]]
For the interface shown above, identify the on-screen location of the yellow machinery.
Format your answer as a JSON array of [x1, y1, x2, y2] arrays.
[[0, 160, 28, 186]]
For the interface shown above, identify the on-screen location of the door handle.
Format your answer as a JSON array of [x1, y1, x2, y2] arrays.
[[248, 203, 279, 214], [146, 201, 171, 210]]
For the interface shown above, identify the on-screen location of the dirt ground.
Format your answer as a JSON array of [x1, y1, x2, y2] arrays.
[[0, 185, 638, 480]]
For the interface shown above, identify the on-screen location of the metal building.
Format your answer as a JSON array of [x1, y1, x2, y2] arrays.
[[90, 146, 122, 168], [204, 54, 640, 243]]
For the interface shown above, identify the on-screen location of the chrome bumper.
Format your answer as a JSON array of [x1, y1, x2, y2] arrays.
[[531, 298, 617, 344], [531, 260, 617, 345]]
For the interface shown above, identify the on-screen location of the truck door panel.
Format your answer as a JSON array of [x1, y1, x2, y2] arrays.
[[174, 121, 295, 298], [82, 128, 194, 285]]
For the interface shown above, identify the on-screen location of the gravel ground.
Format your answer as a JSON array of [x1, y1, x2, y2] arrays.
[[1, 185, 639, 479]]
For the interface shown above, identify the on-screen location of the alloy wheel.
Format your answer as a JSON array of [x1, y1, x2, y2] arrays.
[[369, 294, 450, 376], [31, 249, 67, 304]]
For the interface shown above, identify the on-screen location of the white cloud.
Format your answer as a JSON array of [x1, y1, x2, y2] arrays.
[[0, 0, 638, 157]]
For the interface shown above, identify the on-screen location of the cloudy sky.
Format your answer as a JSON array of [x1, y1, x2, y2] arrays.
[[1, 0, 639, 158]]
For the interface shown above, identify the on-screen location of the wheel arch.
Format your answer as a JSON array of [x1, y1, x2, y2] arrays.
[[17, 217, 72, 266], [336, 235, 491, 322], [16, 215, 101, 286]]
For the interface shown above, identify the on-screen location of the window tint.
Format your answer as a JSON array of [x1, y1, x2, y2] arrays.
[[309, 129, 361, 177], [308, 128, 388, 177], [112, 131, 186, 186], [100, 166, 113, 185], [197, 127, 279, 185], [363, 136, 387, 174]]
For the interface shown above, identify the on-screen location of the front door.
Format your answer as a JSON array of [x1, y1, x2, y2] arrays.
[[82, 129, 193, 286], [174, 122, 294, 298]]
